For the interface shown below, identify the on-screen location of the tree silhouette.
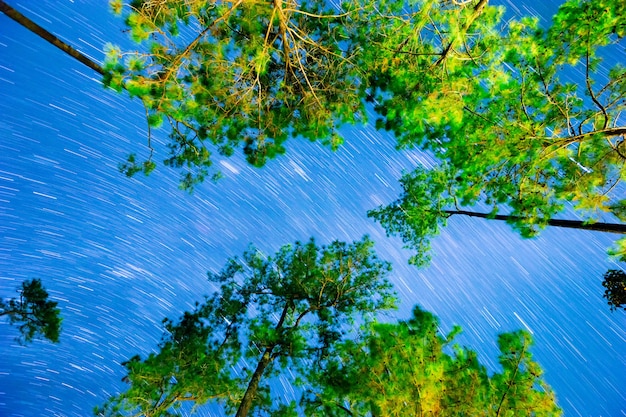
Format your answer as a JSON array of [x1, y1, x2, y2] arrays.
[[602, 269, 626, 311], [0, 279, 62, 344]]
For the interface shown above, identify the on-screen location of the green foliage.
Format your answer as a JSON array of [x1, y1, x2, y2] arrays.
[[602, 269, 626, 311], [118, 154, 157, 178], [367, 0, 626, 263], [96, 236, 397, 417], [97, 257, 562, 416], [304, 306, 561, 416], [608, 237, 626, 262], [367, 166, 454, 266], [0, 278, 62, 344], [95, 234, 563, 416], [610, 200, 626, 222], [490, 331, 561, 415], [105, 0, 626, 222], [107, 0, 364, 190]]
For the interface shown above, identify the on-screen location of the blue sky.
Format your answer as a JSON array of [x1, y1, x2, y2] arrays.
[[0, 1, 624, 416]]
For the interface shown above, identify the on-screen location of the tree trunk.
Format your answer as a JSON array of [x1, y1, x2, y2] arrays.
[[235, 347, 274, 417], [445, 209, 626, 234], [0, 1, 104, 75], [235, 301, 292, 417]]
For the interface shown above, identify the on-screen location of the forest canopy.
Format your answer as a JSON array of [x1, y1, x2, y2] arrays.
[[96, 238, 560, 417], [0, 1, 622, 414], [102, 0, 626, 262], [3, 0, 622, 260]]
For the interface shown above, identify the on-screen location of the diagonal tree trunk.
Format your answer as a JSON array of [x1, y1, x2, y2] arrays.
[[235, 346, 275, 417], [235, 301, 292, 417], [445, 209, 626, 234], [0, 1, 104, 75]]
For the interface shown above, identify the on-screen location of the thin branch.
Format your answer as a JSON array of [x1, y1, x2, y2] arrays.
[[495, 341, 527, 417], [597, 72, 626, 96], [584, 27, 609, 130], [281, 7, 354, 19], [434, 0, 488, 66], [534, 56, 576, 136], [159, 0, 245, 85], [554, 127, 626, 148]]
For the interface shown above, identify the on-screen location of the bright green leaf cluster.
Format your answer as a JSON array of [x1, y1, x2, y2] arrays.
[[108, 0, 364, 190], [366, 0, 625, 263], [304, 306, 561, 416], [368, 166, 454, 266]]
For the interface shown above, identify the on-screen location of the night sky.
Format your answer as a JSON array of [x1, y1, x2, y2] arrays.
[[0, 1, 624, 416]]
